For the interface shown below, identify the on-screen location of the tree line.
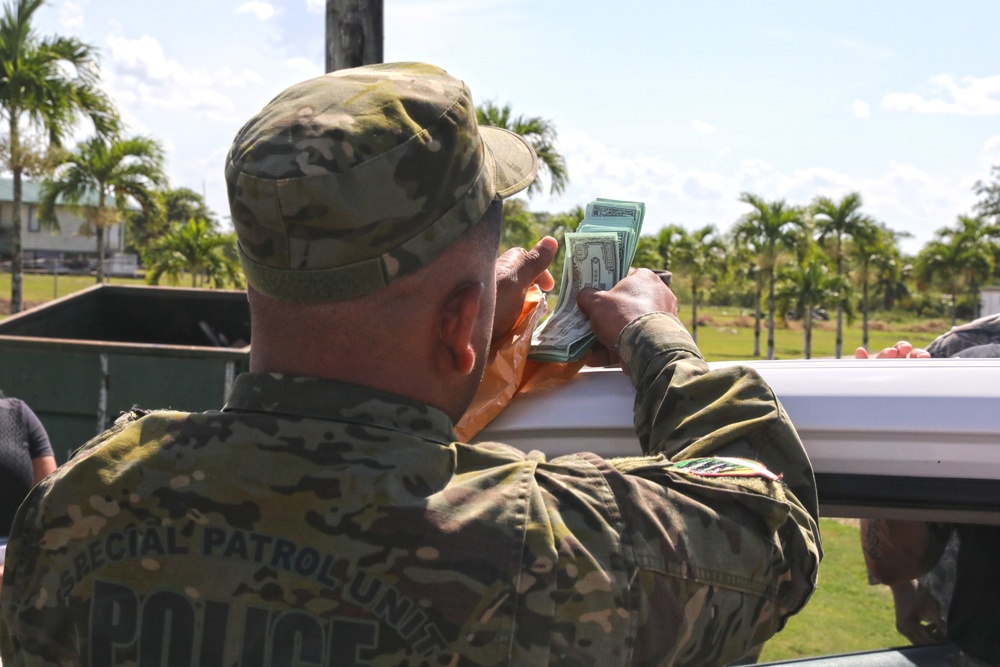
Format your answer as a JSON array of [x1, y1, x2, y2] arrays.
[[499, 180, 1000, 359], [0, 0, 241, 313], [447, 88, 1000, 361]]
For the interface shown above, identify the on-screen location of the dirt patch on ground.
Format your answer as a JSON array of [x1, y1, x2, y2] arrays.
[[912, 319, 947, 333], [862, 318, 948, 333]]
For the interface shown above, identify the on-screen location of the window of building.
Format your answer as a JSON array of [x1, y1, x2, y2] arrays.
[[27, 206, 39, 232]]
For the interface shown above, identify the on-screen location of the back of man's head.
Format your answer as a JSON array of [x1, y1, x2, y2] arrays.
[[225, 61, 537, 305], [226, 63, 537, 413]]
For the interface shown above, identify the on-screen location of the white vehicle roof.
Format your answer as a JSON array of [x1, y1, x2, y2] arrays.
[[477, 358, 1000, 524]]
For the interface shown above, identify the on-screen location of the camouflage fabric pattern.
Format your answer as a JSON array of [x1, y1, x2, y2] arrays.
[[920, 315, 1000, 623], [225, 62, 537, 303], [1, 313, 821, 666], [925, 313, 1000, 358], [918, 529, 959, 621]]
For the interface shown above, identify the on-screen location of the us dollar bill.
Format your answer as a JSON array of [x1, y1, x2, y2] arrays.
[[530, 232, 621, 361], [529, 198, 646, 363]]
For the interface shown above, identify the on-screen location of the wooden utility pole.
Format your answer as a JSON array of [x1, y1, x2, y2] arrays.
[[326, 0, 383, 72]]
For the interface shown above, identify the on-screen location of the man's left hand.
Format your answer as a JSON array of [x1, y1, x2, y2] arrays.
[[492, 237, 557, 343]]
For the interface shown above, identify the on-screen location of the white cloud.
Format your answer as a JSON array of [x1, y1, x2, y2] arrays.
[[108, 34, 188, 82], [103, 33, 269, 123], [981, 135, 1000, 169], [305, 0, 324, 13], [533, 128, 978, 255], [691, 119, 716, 134], [58, 0, 85, 30], [882, 74, 1000, 115], [852, 100, 870, 118], [286, 56, 322, 76], [215, 67, 266, 88], [237, 1, 275, 21]]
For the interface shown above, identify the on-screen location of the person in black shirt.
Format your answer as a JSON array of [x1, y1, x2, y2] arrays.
[[0, 395, 56, 582]]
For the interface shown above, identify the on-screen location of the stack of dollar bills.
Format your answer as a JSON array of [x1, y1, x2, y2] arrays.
[[529, 198, 646, 362]]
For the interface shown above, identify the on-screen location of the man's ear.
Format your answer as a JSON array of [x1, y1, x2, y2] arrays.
[[439, 281, 485, 375]]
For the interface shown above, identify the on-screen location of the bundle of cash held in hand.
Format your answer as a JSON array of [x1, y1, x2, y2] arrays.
[[529, 198, 645, 362]]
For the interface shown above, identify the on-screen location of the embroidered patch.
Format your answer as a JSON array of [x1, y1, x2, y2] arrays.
[[671, 456, 781, 481]]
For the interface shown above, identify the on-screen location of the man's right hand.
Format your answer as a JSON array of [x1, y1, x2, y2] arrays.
[[492, 237, 557, 344], [577, 269, 678, 366], [889, 580, 946, 645]]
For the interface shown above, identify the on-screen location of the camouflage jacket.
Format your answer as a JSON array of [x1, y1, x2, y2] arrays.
[[0, 312, 821, 666]]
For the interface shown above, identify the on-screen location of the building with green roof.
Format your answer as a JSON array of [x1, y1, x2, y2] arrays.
[[0, 177, 129, 273]]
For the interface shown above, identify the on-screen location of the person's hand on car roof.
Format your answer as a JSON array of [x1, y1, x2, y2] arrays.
[[855, 341, 930, 359]]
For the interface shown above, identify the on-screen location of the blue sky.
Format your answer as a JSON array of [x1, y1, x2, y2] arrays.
[[34, 1, 1000, 254]]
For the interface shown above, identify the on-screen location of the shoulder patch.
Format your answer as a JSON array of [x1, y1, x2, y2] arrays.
[[671, 456, 781, 481]]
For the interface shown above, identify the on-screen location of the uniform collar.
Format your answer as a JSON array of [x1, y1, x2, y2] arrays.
[[222, 372, 457, 446]]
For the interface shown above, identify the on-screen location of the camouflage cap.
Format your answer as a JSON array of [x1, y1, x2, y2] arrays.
[[225, 62, 538, 303]]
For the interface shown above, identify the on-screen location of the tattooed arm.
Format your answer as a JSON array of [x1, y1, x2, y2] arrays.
[[860, 519, 952, 585]]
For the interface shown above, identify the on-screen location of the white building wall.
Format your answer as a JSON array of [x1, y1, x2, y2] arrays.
[[1, 201, 125, 256], [982, 287, 1000, 317]]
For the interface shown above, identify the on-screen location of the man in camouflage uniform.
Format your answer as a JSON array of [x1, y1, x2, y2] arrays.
[[0, 62, 821, 666]]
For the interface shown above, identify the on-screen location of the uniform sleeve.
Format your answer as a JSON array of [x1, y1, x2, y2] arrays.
[[609, 312, 821, 663], [619, 312, 819, 519], [18, 401, 53, 460]]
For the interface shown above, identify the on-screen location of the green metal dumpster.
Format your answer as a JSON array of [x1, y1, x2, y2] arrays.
[[0, 284, 250, 461]]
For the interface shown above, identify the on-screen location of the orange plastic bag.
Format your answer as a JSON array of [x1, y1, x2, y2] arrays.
[[455, 286, 587, 441]]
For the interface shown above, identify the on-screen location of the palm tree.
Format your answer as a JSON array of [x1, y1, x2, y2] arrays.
[[873, 246, 912, 313], [812, 192, 874, 358], [733, 193, 807, 359], [143, 217, 243, 289], [125, 186, 217, 254], [536, 205, 582, 288], [675, 225, 725, 343], [953, 215, 1000, 319], [721, 235, 764, 356], [499, 197, 541, 252], [916, 237, 965, 327], [778, 250, 848, 359], [973, 165, 1000, 224], [632, 235, 662, 271], [38, 135, 165, 282], [915, 216, 997, 327], [0, 0, 118, 312], [476, 101, 568, 197], [851, 221, 898, 352], [654, 224, 688, 271]]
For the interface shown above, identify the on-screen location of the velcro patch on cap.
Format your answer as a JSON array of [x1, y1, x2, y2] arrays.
[[671, 456, 781, 481]]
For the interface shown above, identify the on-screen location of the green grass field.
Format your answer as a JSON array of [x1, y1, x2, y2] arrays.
[[1, 273, 955, 360], [0, 275, 948, 660], [759, 519, 904, 662], [0, 272, 146, 314], [674, 304, 944, 362]]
